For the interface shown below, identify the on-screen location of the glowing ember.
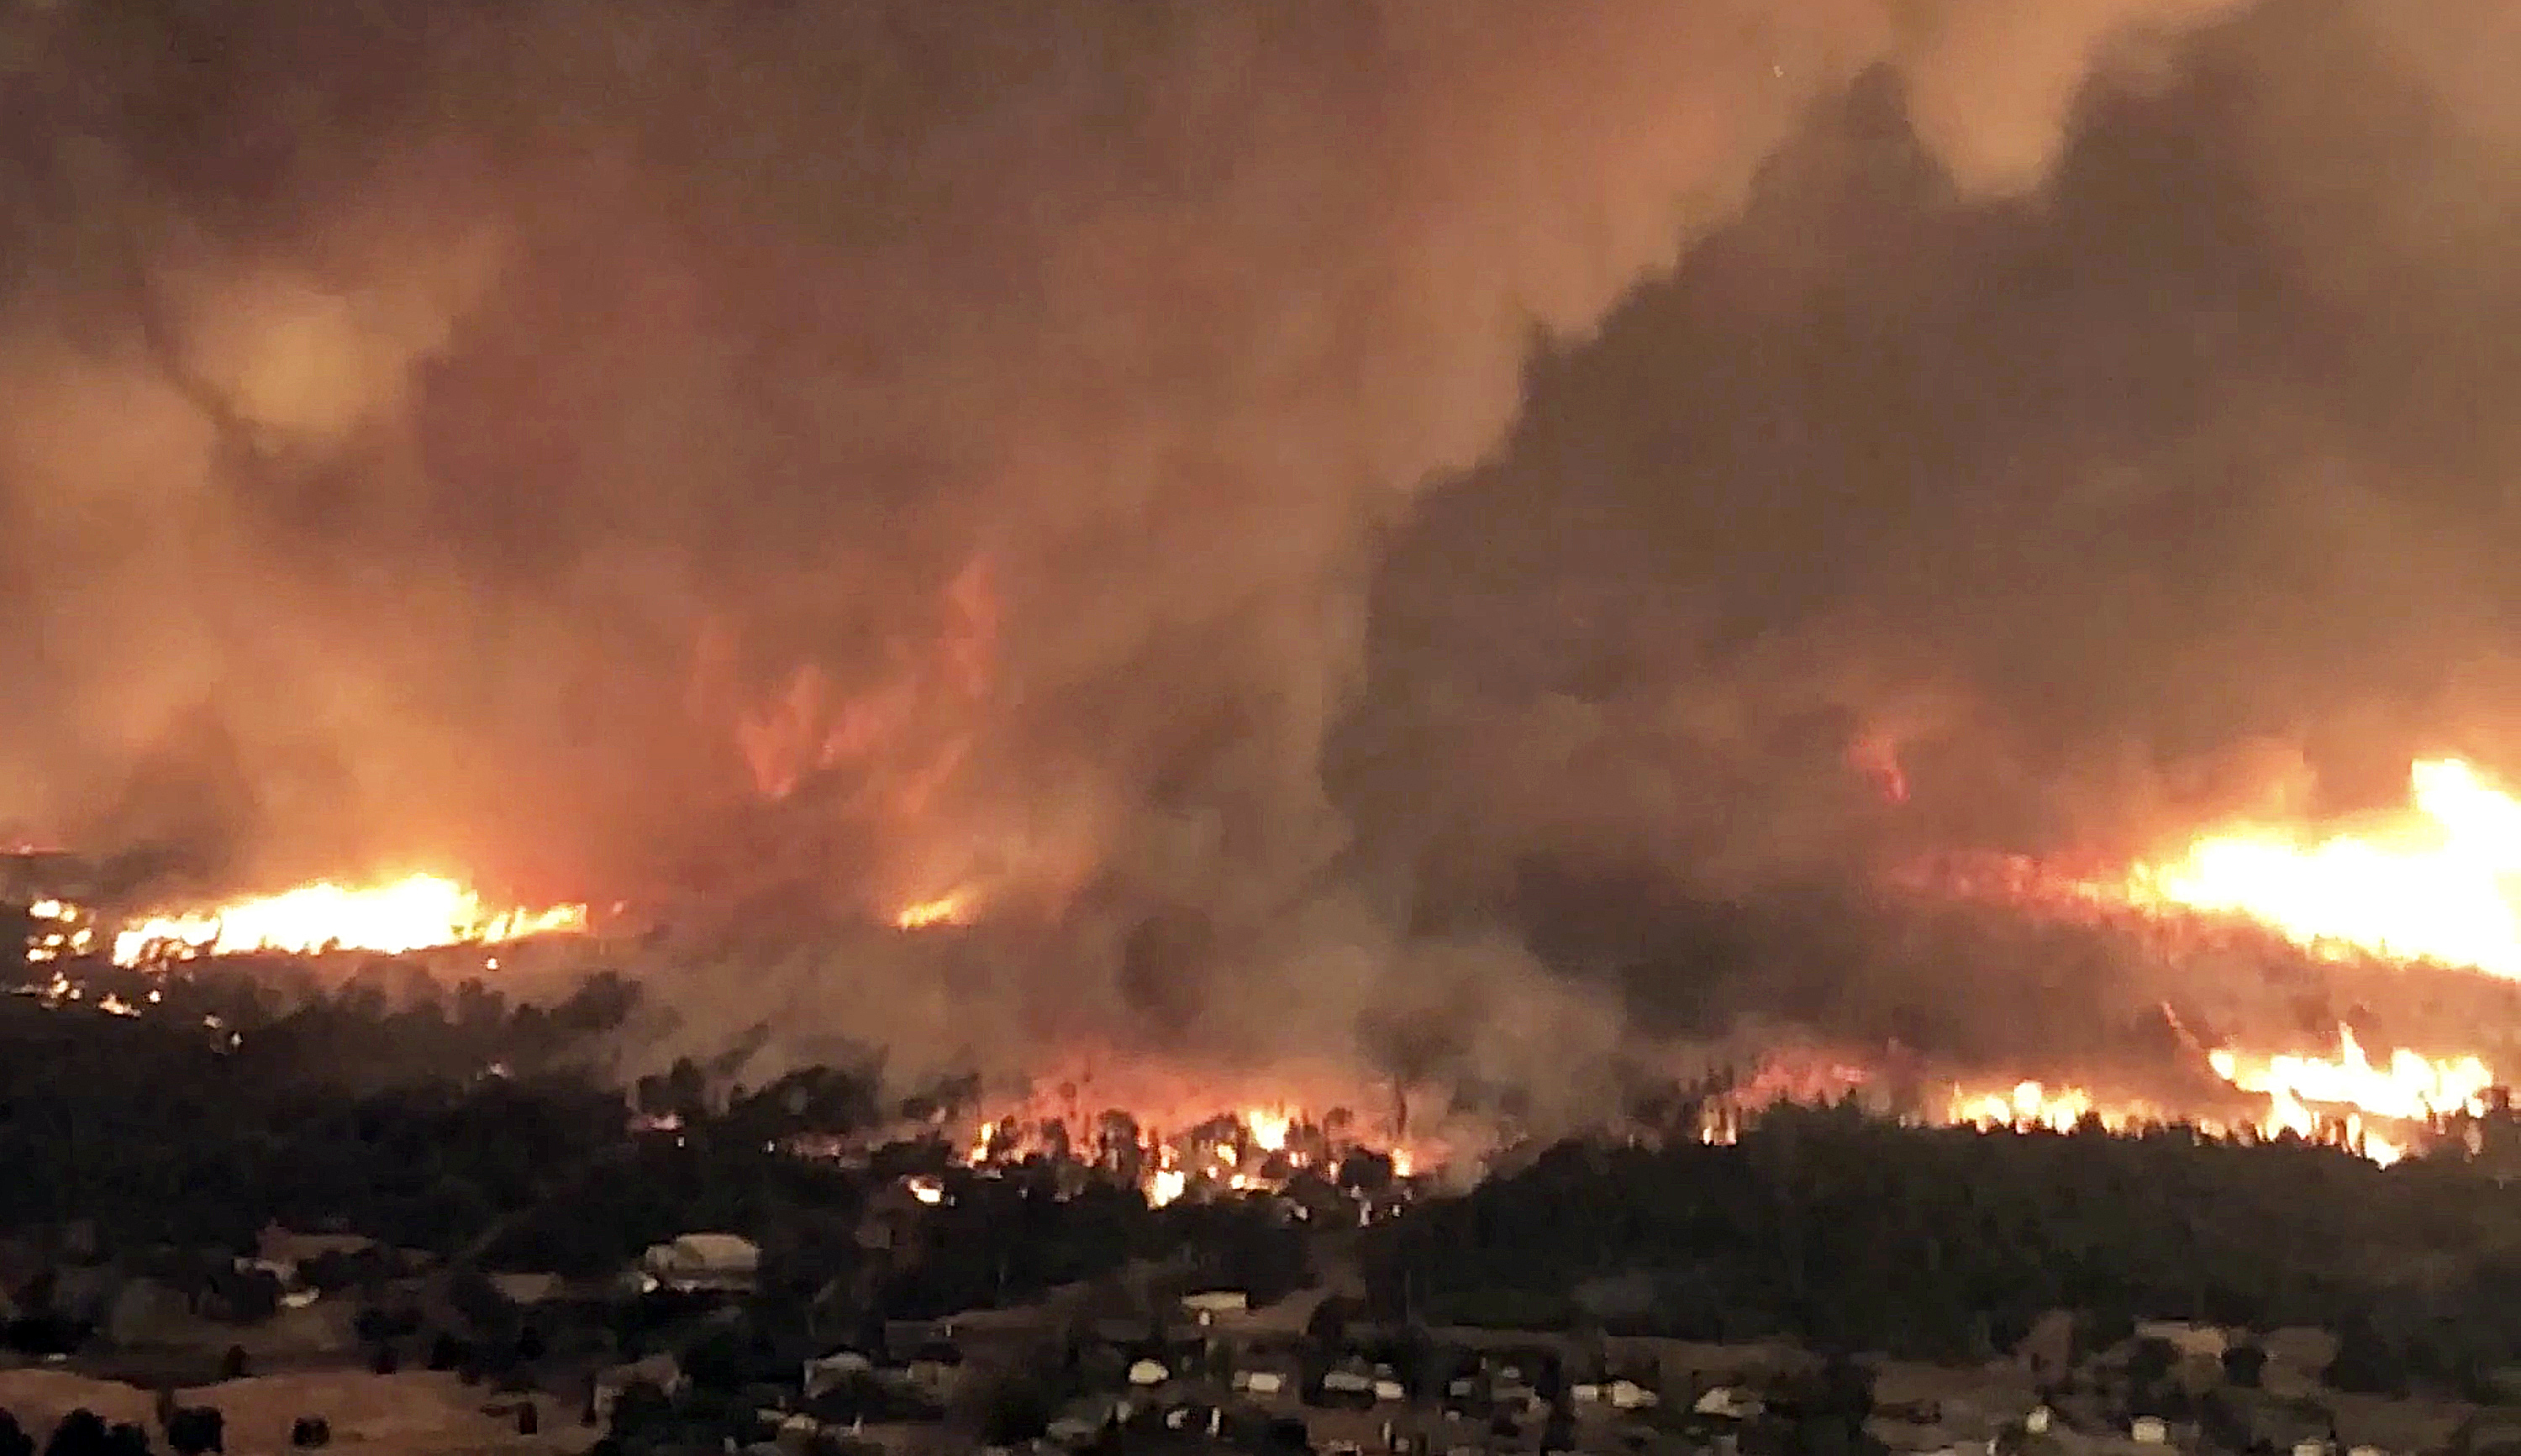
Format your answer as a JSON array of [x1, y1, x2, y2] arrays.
[[892, 891, 971, 931], [2128, 758, 2521, 977], [111, 874, 587, 966], [21, 896, 97, 964]]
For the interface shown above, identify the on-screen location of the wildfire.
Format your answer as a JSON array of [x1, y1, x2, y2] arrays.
[[939, 1060, 1435, 1210], [1949, 1080, 2113, 1135], [1934, 1024, 2494, 1167], [110, 874, 587, 966], [2210, 1024, 2492, 1149], [24, 897, 96, 963], [2125, 758, 2521, 977], [1245, 1106, 1293, 1153], [892, 891, 972, 931], [1865, 754, 2521, 1165]]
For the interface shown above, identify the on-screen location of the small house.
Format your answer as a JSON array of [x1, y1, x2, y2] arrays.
[[804, 1350, 876, 1398], [1694, 1388, 1761, 1420], [1323, 1366, 1379, 1410], [487, 1273, 564, 1306], [256, 1226, 377, 1283], [1182, 1290, 1250, 1327], [594, 1352, 686, 1418], [2134, 1322, 2229, 1360], [640, 1233, 761, 1293]]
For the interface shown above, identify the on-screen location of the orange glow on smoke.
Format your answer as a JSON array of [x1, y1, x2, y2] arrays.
[[111, 874, 587, 966], [1848, 733, 1909, 805], [707, 556, 997, 812], [2125, 758, 2521, 977]]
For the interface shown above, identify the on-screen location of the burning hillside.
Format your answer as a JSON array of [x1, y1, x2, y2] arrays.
[[16, 752, 2521, 1187], [1759, 755, 2521, 1165]]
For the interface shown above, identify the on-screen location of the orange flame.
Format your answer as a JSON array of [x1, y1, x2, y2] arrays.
[[111, 874, 586, 966], [1940, 1025, 2492, 1166], [1878, 760, 2521, 1167], [892, 891, 972, 931], [1947, 1080, 2112, 1135], [2210, 1025, 2492, 1149], [2127, 758, 2521, 977], [1245, 1106, 1293, 1153]]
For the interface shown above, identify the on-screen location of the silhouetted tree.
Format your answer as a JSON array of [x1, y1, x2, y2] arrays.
[[980, 1375, 1052, 1447], [2126, 1338, 2178, 1389], [161, 1409, 221, 1456], [682, 1328, 749, 1394], [41, 1410, 108, 1456], [2327, 1313, 2410, 1396]]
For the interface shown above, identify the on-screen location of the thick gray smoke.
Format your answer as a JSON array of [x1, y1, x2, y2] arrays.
[[1341, 0, 2521, 1103], [19, 0, 2510, 1111]]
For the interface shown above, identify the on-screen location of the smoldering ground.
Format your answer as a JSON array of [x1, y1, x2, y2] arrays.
[[8, 0, 2518, 1107]]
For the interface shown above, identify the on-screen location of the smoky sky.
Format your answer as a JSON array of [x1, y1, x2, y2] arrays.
[[8, 0, 2519, 1100], [1367, 0, 2521, 898]]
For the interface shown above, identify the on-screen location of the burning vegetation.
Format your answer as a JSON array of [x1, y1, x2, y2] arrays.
[[14, 754, 2521, 1183], [1720, 754, 2521, 1169], [105, 874, 587, 967], [2124, 758, 2521, 976], [952, 1090, 1423, 1212]]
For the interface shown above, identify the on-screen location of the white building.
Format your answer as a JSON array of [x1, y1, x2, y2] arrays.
[[640, 1233, 761, 1292]]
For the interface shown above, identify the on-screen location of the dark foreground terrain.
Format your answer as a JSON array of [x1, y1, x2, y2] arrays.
[[6, 963, 2521, 1456]]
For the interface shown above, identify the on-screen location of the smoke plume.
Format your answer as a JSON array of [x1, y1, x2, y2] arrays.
[[23, 0, 2516, 1106]]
